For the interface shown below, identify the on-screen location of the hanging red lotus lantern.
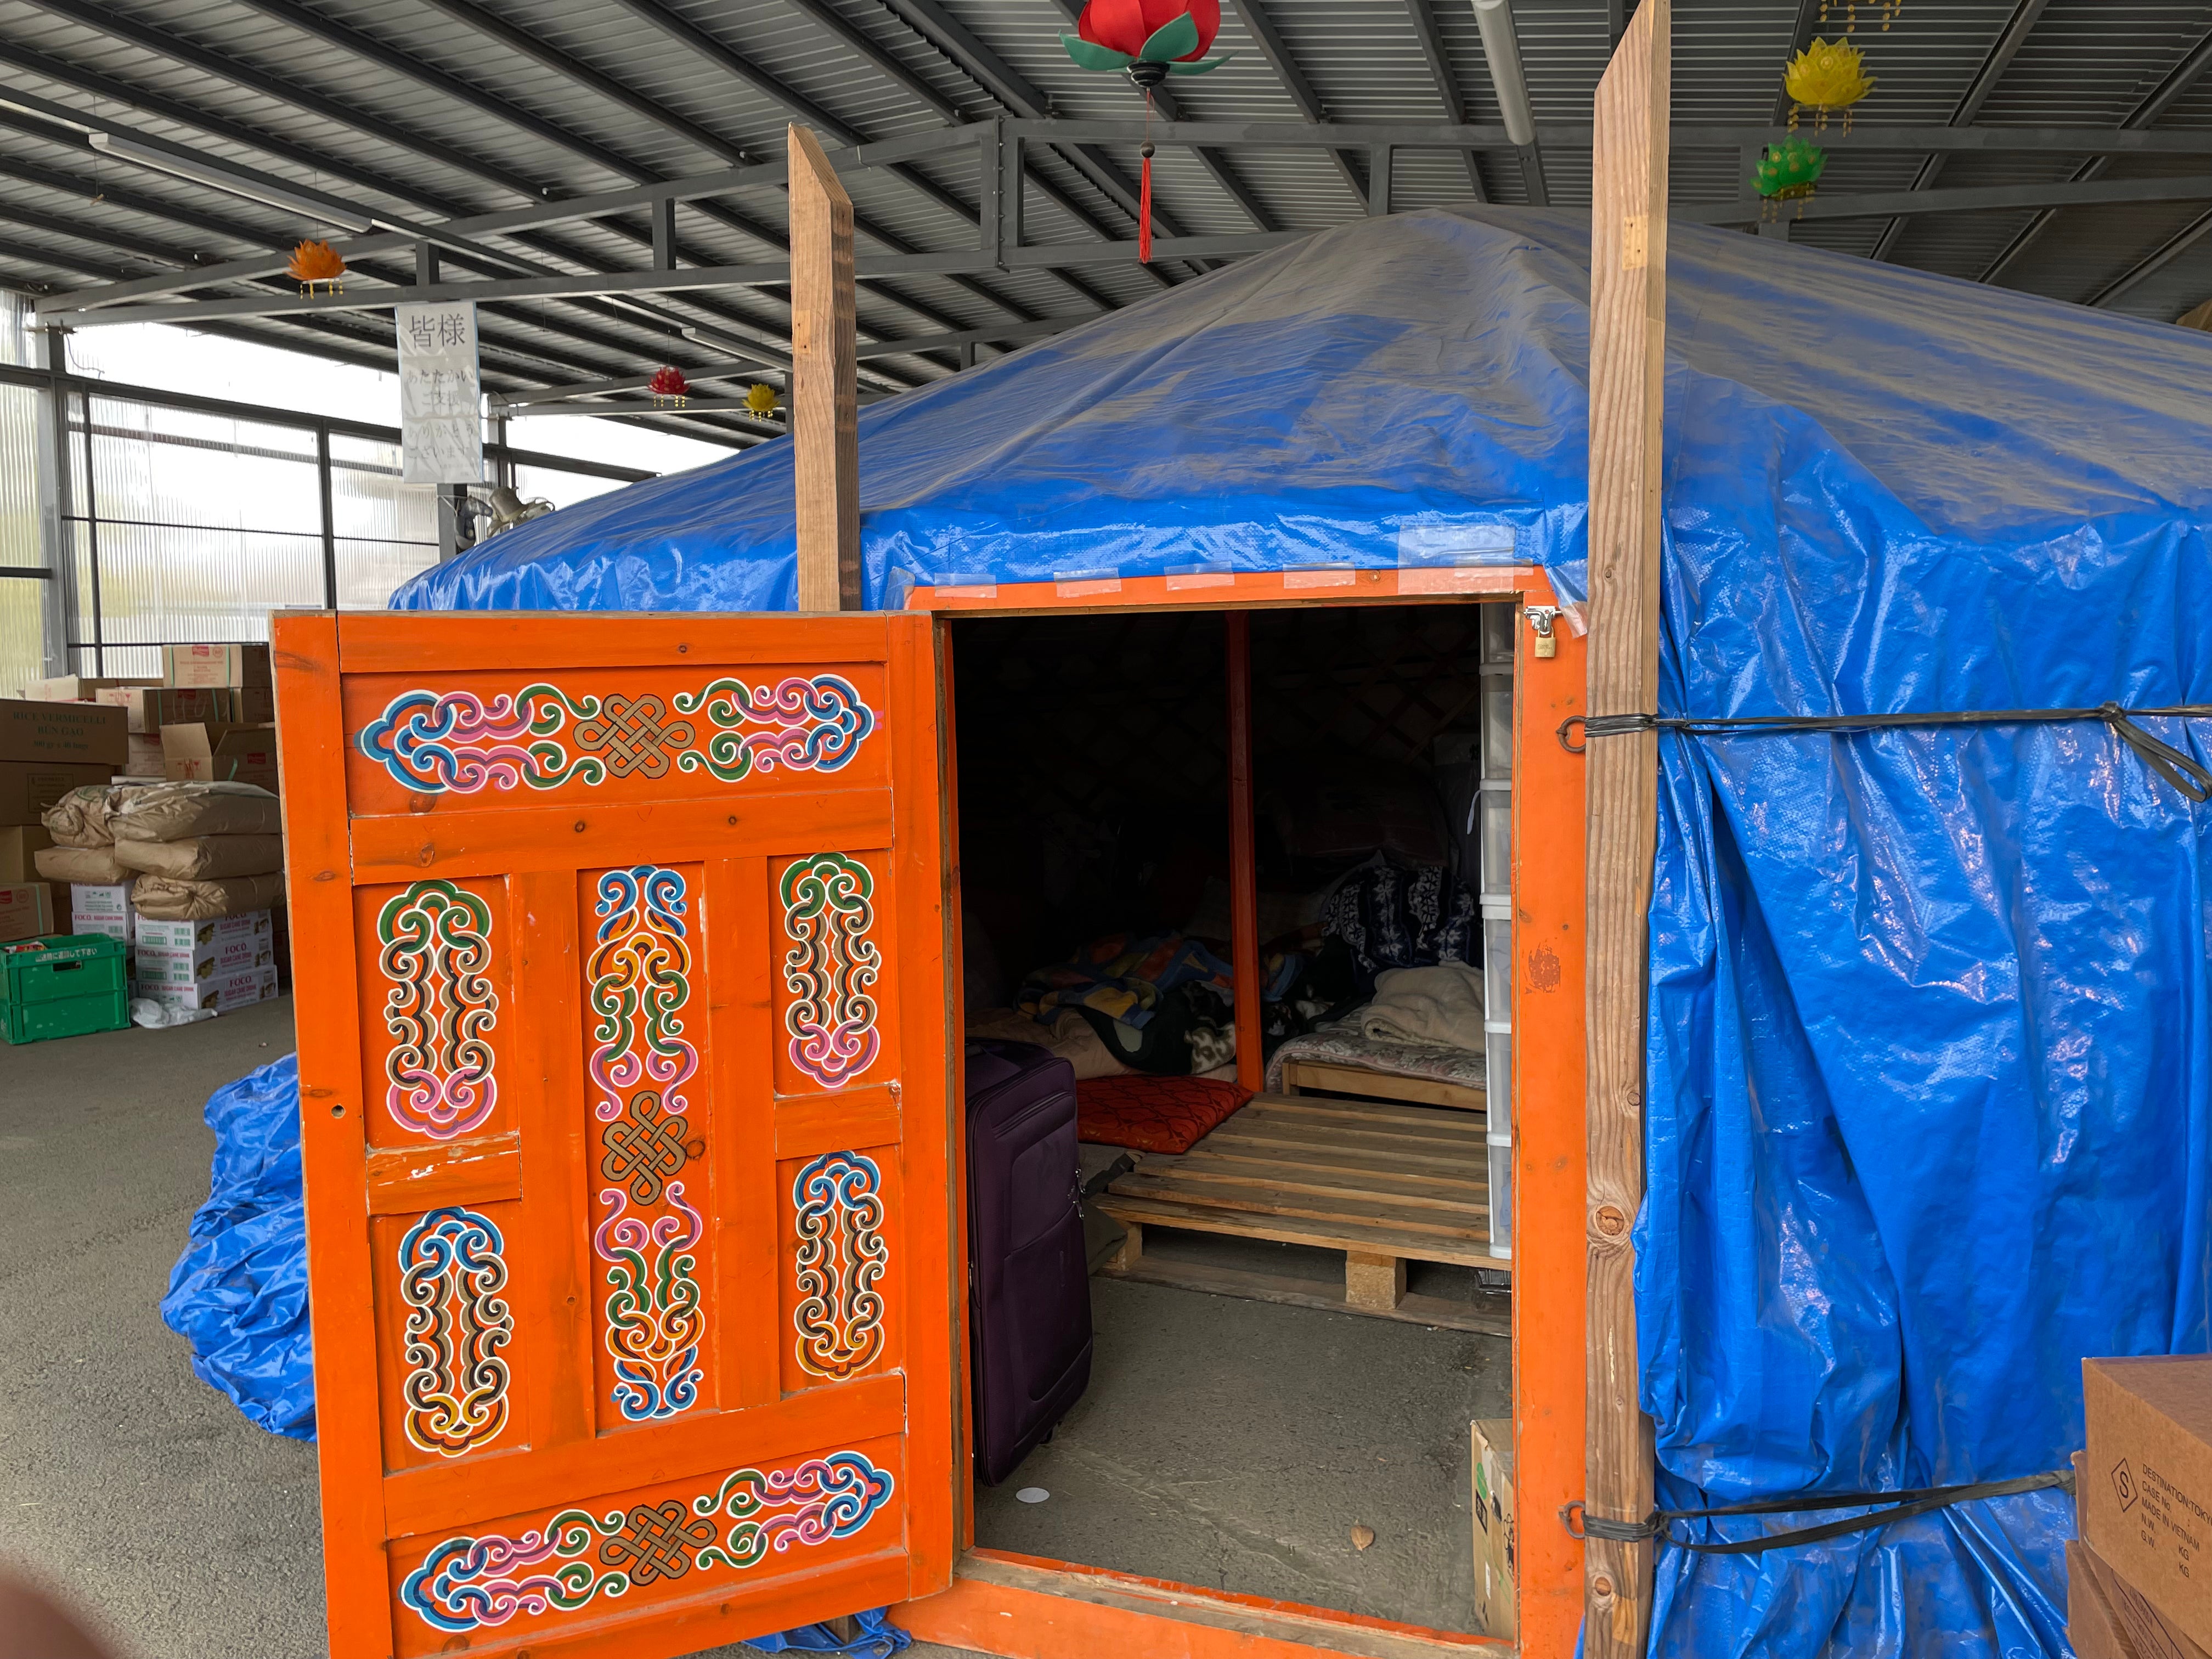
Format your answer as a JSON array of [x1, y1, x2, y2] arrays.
[[1060, 0, 1228, 263], [648, 365, 689, 408], [286, 239, 346, 296]]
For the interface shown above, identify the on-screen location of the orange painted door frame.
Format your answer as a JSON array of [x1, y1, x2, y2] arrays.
[[896, 574, 1588, 1659], [275, 610, 958, 1659]]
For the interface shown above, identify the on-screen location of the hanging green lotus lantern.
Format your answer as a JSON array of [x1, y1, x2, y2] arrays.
[[1754, 139, 1827, 221]]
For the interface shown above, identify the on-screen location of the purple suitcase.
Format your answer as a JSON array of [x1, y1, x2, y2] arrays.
[[965, 1039, 1093, 1486]]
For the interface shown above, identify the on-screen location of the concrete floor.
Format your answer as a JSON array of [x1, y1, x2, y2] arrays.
[[973, 1269, 1509, 1633], [0, 1001, 984, 1659]]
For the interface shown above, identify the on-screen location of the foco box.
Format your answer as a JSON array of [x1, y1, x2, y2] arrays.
[[0, 882, 55, 944], [135, 936, 269, 988], [161, 642, 272, 689], [1471, 1418, 1517, 1640], [135, 910, 270, 953], [0, 761, 113, 826], [145, 963, 278, 1011], [0, 698, 128, 767], [2083, 1356, 2212, 1655]]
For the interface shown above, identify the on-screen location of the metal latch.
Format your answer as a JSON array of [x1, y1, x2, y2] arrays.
[[1526, 605, 1559, 659]]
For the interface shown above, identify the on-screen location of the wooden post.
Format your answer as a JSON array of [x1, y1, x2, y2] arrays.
[[1584, 3, 1668, 1656], [788, 122, 860, 612], [1226, 612, 1263, 1093]]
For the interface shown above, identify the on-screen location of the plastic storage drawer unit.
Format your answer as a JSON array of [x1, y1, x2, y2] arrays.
[[1, 934, 131, 1044]]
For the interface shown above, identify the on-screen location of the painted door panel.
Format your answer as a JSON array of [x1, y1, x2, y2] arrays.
[[276, 611, 955, 1659]]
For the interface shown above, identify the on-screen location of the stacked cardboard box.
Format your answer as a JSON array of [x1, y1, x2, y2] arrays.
[[20, 645, 278, 787], [1471, 1419, 1517, 1640], [2071, 1357, 2212, 1659], [69, 878, 137, 995], [0, 697, 125, 939], [137, 910, 280, 1011]]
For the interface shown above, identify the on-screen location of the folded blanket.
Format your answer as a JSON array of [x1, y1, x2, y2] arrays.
[[131, 872, 287, 920], [115, 834, 285, 880], [1357, 962, 1486, 1051], [36, 844, 132, 884]]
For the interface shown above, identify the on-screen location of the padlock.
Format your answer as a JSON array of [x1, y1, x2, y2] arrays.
[[1527, 605, 1560, 659]]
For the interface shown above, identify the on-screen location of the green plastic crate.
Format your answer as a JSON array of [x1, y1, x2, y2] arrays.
[[0, 933, 131, 1045]]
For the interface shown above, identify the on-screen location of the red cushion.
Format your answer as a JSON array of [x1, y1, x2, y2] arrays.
[[1076, 1075, 1252, 1155]]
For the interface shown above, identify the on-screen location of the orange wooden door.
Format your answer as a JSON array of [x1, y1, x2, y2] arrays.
[[273, 611, 956, 1659]]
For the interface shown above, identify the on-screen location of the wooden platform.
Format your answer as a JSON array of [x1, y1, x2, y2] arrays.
[[1279, 1055, 1486, 1113], [1093, 1093, 1510, 1336]]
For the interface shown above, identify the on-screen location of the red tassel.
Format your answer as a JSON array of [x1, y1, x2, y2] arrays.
[[1138, 145, 1154, 264]]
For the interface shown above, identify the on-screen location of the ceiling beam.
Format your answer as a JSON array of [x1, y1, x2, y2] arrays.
[[1685, 172, 2212, 227], [1980, 20, 2212, 287], [1403, 0, 1488, 200], [1225, 0, 1371, 206], [2086, 208, 2212, 309]]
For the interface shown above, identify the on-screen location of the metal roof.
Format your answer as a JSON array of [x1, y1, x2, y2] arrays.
[[3, 0, 2210, 444]]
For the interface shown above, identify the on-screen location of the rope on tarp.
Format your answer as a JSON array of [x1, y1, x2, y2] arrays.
[[1556, 702, 2212, 801], [1560, 1468, 2074, 1556]]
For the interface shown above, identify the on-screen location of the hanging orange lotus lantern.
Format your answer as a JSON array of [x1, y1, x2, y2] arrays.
[[1060, 0, 1229, 263], [648, 365, 689, 408], [286, 239, 346, 296]]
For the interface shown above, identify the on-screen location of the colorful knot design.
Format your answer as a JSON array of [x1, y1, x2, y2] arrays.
[[780, 853, 881, 1090], [398, 1206, 515, 1458], [792, 1152, 888, 1380], [378, 880, 499, 1140]]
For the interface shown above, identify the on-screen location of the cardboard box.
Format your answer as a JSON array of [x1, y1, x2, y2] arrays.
[[145, 962, 278, 1011], [136, 910, 270, 953], [134, 911, 274, 986], [162, 722, 279, 791], [2083, 1356, 2212, 1655], [230, 686, 275, 724], [122, 732, 165, 778], [2070, 1541, 2144, 1659], [0, 882, 55, 944], [2074, 1533, 2211, 1659], [0, 825, 52, 883], [0, 760, 114, 826], [0, 698, 128, 767], [99, 685, 237, 734], [16, 675, 159, 702], [162, 642, 272, 689], [1472, 1418, 1516, 1640]]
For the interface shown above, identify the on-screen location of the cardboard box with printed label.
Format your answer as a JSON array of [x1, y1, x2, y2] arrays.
[[0, 698, 128, 768], [0, 761, 114, 826], [135, 909, 274, 986], [0, 882, 55, 944], [145, 962, 278, 1011], [1471, 1418, 1516, 1640], [16, 675, 159, 702], [0, 825, 53, 883], [2082, 1356, 2212, 1655], [2072, 1530, 2210, 1659], [135, 910, 270, 953], [162, 643, 272, 689], [162, 722, 279, 791], [122, 732, 164, 777], [98, 685, 237, 734]]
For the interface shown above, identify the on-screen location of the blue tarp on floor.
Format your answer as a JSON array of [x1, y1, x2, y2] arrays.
[[178, 207, 2212, 1656]]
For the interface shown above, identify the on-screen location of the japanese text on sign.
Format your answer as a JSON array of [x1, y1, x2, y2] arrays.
[[397, 301, 482, 486]]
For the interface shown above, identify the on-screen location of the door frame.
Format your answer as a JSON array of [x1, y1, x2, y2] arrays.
[[893, 567, 1587, 1659]]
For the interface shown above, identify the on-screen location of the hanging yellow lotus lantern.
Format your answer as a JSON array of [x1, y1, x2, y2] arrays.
[[1785, 38, 1875, 133], [744, 382, 781, 419]]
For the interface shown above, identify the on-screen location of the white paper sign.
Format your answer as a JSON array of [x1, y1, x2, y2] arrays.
[[397, 301, 483, 484]]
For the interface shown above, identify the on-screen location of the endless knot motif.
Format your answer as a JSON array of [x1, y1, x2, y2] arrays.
[[573, 693, 695, 780], [398, 1206, 515, 1458], [598, 1500, 717, 1585], [780, 853, 881, 1090], [378, 880, 498, 1140], [600, 1091, 689, 1206], [356, 674, 876, 795], [792, 1152, 888, 1380], [399, 1448, 896, 1633]]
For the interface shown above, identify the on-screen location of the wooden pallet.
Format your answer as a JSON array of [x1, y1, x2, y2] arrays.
[[1279, 1056, 1487, 1113], [1093, 1093, 1510, 1335]]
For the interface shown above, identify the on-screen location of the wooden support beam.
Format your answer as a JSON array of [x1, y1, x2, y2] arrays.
[[1584, 2, 1667, 1655], [1227, 612, 1263, 1093], [788, 122, 860, 611]]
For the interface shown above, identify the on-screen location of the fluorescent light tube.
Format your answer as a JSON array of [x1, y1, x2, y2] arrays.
[[88, 132, 375, 233]]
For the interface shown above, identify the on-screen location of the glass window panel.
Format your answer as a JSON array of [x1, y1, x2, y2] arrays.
[[336, 538, 439, 610], [1479, 791, 1511, 900], [88, 521, 321, 647], [84, 397, 320, 539], [0, 577, 45, 698], [1481, 686, 1512, 780], [331, 434, 438, 543]]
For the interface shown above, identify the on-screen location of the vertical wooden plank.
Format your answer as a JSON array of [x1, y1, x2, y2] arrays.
[[509, 866, 595, 1447], [1585, 3, 1669, 1655], [1225, 612, 1263, 1093], [1512, 583, 1590, 1659], [712, 853, 782, 1407], [788, 122, 860, 613], [889, 609, 958, 1596], [272, 611, 391, 1659], [939, 619, 978, 1555]]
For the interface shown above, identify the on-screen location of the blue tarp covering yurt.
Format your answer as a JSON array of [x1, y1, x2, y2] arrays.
[[168, 206, 2212, 1657]]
